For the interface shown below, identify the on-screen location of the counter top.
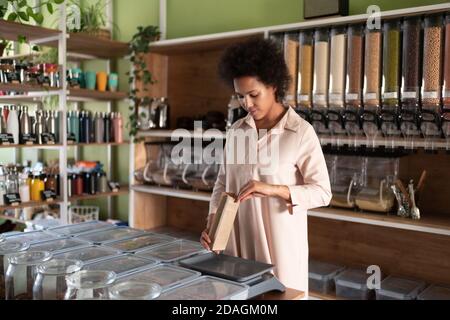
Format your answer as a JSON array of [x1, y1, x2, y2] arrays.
[[255, 288, 305, 300]]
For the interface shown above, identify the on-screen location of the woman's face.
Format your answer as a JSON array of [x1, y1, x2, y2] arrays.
[[233, 76, 277, 121]]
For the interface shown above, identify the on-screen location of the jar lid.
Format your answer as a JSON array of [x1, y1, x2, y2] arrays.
[[8, 251, 52, 265], [0, 241, 29, 255], [109, 281, 162, 300], [37, 258, 83, 276], [66, 270, 116, 289]]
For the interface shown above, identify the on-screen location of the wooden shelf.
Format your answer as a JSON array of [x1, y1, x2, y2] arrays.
[[309, 291, 341, 300], [69, 186, 129, 202], [67, 88, 128, 101], [0, 199, 62, 212], [0, 144, 62, 150], [67, 141, 129, 147], [0, 83, 61, 93], [0, 20, 60, 44], [131, 186, 450, 236]]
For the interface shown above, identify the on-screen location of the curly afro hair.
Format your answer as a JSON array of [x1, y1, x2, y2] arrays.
[[218, 37, 291, 103]]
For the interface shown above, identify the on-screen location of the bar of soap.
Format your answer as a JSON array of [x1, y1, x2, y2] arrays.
[[208, 192, 240, 251]]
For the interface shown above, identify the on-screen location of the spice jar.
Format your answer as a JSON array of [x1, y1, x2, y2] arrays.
[[284, 32, 299, 105], [0, 241, 29, 300], [65, 270, 116, 300], [297, 30, 314, 110], [33, 259, 83, 300], [5, 251, 52, 300]]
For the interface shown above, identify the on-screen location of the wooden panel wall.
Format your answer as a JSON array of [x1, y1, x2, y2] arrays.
[[309, 216, 450, 285], [133, 193, 167, 230], [167, 198, 209, 233]]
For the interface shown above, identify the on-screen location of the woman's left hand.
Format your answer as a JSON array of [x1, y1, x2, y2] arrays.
[[236, 180, 276, 202]]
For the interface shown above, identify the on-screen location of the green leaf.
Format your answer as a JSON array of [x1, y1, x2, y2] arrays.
[[46, 3, 53, 14], [53, 0, 65, 4], [7, 12, 17, 21], [18, 0, 27, 8], [18, 11, 28, 21]]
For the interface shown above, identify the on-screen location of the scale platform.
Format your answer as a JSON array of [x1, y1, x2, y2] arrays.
[[179, 252, 286, 299]]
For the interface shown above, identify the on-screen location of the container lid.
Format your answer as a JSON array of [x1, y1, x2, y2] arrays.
[[418, 284, 450, 300], [179, 253, 273, 283], [8, 251, 53, 266], [309, 260, 345, 281], [135, 240, 207, 263], [84, 254, 159, 277], [29, 238, 90, 253], [75, 227, 146, 244], [66, 270, 116, 289], [0, 241, 30, 255], [109, 281, 162, 300], [4, 230, 61, 244], [120, 264, 201, 291], [54, 245, 121, 263], [334, 269, 371, 290], [37, 258, 83, 276], [377, 275, 426, 300], [103, 233, 176, 252], [158, 276, 249, 300], [48, 221, 116, 236]]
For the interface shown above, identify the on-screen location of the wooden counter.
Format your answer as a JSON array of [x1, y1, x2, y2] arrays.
[[255, 288, 305, 300]]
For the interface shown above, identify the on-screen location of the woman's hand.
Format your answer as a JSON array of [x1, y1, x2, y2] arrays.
[[237, 180, 292, 203], [200, 214, 221, 254]]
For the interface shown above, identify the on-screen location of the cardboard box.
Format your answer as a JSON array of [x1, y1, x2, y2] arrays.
[[208, 192, 240, 251]]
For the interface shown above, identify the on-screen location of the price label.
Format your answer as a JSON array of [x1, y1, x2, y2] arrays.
[[443, 90, 450, 98], [346, 93, 359, 101], [21, 133, 36, 145], [108, 182, 120, 193], [383, 92, 398, 99], [0, 133, 14, 145], [329, 93, 343, 102], [313, 94, 326, 103], [41, 133, 56, 145], [422, 91, 438, 99], [402, 91, 418, 99], [67, 133, 77, 144], [298, 94, 310, 102], [4, 193, 21, 206], [364, 93, 378, 101], [41, 190, 57, 202]]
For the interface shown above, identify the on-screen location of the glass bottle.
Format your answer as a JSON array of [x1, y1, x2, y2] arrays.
[[0, 241, 29, 300], [98, 171, 108, 193], [18, 172, 30, 203], [30, 173, 45, 201], [109, 281, 162, 300], [65, 270, 116, 300], [5, 251, 52, 300], [74, 174, 84, 196], [33, 259, 83, 300]]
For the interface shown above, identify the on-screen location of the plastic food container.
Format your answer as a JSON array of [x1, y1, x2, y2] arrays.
[[3, 230, 61, 244], [334, 268, 375, 300], [75, 227, 146, 244], [65, 270, 116, 300], [309, 260, 345, 295], [346, 24, 364, 108], [102, 233, 176, 253], [0, 241, 30, 300], [47, 221, 116, 237], [118, 264, 201, 292], [135, 240, 207, 263], [157, 276, 249, 300], [364, 28, 382, 108], [109, 281, 162, 300], [313, 28, 329, 109], [382, 20, 402, 108], [28, 238, 91, 254], [417, 284, 450, 300], [83, 254, 159, 278], [376, 275, 426, 300], [328, 26, 347, 109], [284, 32, 299, 105], [54, 245, 122, 263], [298, 30, 314, 109]]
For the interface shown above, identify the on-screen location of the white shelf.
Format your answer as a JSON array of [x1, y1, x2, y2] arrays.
[[131, 185, 450, 236], [137, 129, 226, 139]]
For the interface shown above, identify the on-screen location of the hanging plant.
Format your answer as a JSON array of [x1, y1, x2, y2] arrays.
[[127, 25, 161, 142]]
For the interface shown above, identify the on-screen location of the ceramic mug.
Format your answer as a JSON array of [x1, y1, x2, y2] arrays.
[[108, 73, 119, 92], [85, 71, 96, 90], [97, 72, 108, 92]]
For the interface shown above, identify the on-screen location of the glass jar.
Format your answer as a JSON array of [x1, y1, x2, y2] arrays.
[[109, 281, 162, 300], [30, 174, 44, 201], [97, 171, 108, 193], [422, 15, 444, 109], [443, 14, 450, 109], [297, 30, 314, 109], [364, 28, 382, 108], [44, 174, 57, 192], [329, 27, 347, 109], [33, 259, 83, 300], [313, 28, 330, 108], [0, 241, 29, 300], [382, 20, 401, 108], [5, 251, 52, 300], [65, 270, 116, 300], [283, 32, 299, 105]]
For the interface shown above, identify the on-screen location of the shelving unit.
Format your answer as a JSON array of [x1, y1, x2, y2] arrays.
[[0, 3, 130, 225], [129, 3, 450, 292]]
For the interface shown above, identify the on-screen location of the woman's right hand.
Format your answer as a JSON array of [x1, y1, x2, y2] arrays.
[[200, 214, 220, 254]]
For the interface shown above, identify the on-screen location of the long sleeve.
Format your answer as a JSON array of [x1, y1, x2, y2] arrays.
[[209, 141, 227, 216], [287, 125, 332, 212]]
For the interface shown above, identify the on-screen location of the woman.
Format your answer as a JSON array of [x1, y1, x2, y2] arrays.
[[200, 38, 332, 294]]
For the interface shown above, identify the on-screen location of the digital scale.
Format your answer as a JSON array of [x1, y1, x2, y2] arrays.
[[179, 253, 286, 299]]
